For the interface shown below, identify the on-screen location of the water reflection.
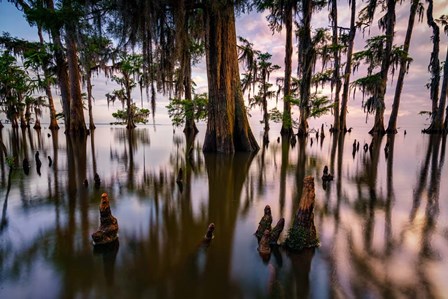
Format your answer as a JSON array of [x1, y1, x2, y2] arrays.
[[0, 126, 447, 298]]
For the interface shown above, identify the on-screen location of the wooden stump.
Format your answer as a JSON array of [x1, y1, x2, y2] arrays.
[[284, 176, 319, 251], [255, 205, 272, 239], [92, 193, 119, 245], [269, 218, 285, 245]]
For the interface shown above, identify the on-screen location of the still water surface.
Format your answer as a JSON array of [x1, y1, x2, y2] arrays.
[[0, 124, 447, 299]]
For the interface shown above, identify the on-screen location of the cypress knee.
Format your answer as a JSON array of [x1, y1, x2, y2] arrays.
[[284, 176, 319, 251], [92, 193, 119, 245], [255, 205, 272, 239], [258, 229, 272, 256], [269, 218, 285, 245]]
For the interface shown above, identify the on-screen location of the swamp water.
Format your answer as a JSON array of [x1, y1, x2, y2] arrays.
[[0, 124, 447, 299]]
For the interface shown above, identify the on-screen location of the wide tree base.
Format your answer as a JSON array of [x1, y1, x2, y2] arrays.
[[385, 128, 398, 135]]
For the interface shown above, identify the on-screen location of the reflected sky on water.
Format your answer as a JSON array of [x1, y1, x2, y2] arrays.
[[0, 124, 447, 299]]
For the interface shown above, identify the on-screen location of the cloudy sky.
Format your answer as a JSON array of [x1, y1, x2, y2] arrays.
[[0, 1, 447, 130]]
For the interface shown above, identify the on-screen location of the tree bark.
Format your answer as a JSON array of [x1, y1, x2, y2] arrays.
[[280, 5, 294, 137], [183, 41, 198, 137], [38, 25, 59, 130], [340, 0, 356, 133], [330, 0, 342, 132], [434, 45, 448, 133], [262, 68, 269, 132], [369, 0, 396, 135], [425, 0, 440, 128], [87, 70, 96, 130], [386, 0, 419, 134], [297, 0, 313, 137], [65, 25, 87, 136], [125, 74, 136, 129], [46, 0, 71, 131], [203, 2, 259, 153]]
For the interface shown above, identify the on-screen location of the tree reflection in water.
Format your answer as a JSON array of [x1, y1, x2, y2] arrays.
[[0, 126, 447, 298]]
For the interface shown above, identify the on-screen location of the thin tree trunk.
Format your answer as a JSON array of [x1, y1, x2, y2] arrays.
[[37, 25, 59, 130], [297, 0, 313, 137], [369, 0, 396, 135], [203, 1, 259, 153], [386, 0, 419, 134], [46, 0, 71, 132], [281, 5, 294, 137], [34, 107, 41, 130], [262, 69, 269, 132], [330, 0, 342, 132], [24, 102, 31, 128], [340, 0, 356, 132], [182, 10, 198, 137], [65, 24, 87, 135], [434, 45, 448, 133], [87, 70, 95, 130], [125, 74, 136, 129], [424, 0, 440, 131]]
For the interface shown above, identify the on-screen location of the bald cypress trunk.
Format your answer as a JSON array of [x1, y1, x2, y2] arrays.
[[297, 0, 313, 137], [46, 0, 70, 131], [203, 2, 259, 153], [86, 70, 95, 130], [330, 0, 342, 132], [386, 0, 419, 134], [424, 0, 440, 132], [280, 5, 294, 137], [37, 26, 59, 130], [65, 25, 87, 135], [369, 0, 395, 135], [340, 0, 356, 132]]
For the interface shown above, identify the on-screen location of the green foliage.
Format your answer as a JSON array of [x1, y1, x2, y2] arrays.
[[5, 156, 15, 168], [284, 225, 320, 252], [269, 106, 299, 127], [309, 95, 334, 118], [111, 104, 150, 125], [166, 93, 208, 127], [0, 51, 35, 123], [106, 53, 143, 106]]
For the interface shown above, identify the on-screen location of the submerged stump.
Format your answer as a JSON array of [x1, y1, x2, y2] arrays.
[[258, 229, 272, 258], [284, 176, 319, 251], [269, 218, 285, 245], [255, 205, 272, 239], [91, 193, 119, 245]]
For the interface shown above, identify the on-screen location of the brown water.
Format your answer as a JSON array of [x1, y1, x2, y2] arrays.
[[0, 124, 447, 299]]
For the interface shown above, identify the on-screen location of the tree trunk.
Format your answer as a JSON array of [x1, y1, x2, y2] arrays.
[[183, 41, 198, 137], [369, 0, 396, 135], [340, 0, 356, 133], [281, 5, 294, 137], [125, 74, 136, 129], [434, 45, 448, 133], [87, 70, 96, 130], [297, 0, 313, 137], [262, 69, 269, 132], [203, 2, 259, 153], [65, 24, 87, 135], [24, 102, 31, 128], [33, 107, 41, 130], [38, 25, 59, 130], [330, 0, 342, 132], [425, 0, 440, 130], [46, 0, 70, 132], [386, 0, 419, 134]]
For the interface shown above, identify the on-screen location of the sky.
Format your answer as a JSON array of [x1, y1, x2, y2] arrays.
[[0, 0, 448, 131]]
